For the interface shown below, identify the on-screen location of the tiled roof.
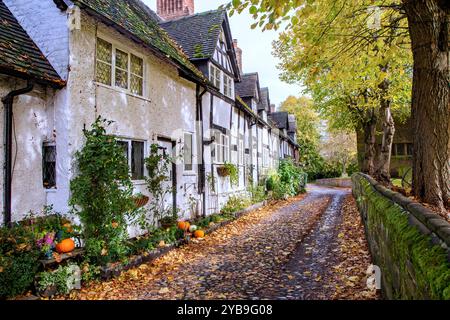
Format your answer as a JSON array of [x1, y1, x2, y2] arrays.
[[269, 112, 289, 130], [160, 9, 225, 60], [258, 87, 270, 111], [0, 0, 64, 87], [236, 95, 257, 118], [235, 73, 259, 99], [72, 0, 207, 82]]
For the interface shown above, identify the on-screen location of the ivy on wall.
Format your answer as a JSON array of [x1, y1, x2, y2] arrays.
[[353, 174, 450, 299]]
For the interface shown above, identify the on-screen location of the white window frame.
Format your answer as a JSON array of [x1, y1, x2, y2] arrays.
[[263, 147, 270, 168], [117, 138, 147, 181], [238, 139, 244, 165], [209, 63, 222, 91], [95, 36, 146, 97], [212, 132, 230, 164], [223, 73, 234, 99], [183, 132, 195, 173]]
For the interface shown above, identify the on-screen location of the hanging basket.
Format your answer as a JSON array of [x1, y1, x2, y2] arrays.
[[216, 166, 230, 177], [133, 195, 149, 208]]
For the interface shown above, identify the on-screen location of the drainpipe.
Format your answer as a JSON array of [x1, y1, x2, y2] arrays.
[[2, 80, 34, 227], [196, 84, 207, 217]]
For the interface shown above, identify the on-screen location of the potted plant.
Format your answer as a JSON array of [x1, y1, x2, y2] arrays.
[[217, 163, 239, 186], [159, 208, 179, 229], [133, 194, 149, 208], [217, 165, 230, 177], [36, 232, 56, 259]]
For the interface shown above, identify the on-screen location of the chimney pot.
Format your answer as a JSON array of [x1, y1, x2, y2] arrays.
[[233, 39, 243, 75], [157, 0, 194, 21]]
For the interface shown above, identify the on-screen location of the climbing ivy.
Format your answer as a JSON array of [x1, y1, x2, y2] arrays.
[[70, 116, 136, 265], [141, 144, 177, 230]]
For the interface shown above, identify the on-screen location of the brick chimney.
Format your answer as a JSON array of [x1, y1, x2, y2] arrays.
[[157, 0, 194, 21], [233, 39, 243, 75], [270, 104, 276, 113]]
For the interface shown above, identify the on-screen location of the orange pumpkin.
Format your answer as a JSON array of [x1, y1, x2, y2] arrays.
[[178, 221, 191, 231], [56, 238, 75, 253], [194, 230, 205, 238], [177, 221, 187, 230]]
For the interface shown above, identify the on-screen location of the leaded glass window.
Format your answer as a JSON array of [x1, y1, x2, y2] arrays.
[[43, 143, 56, 189], [115, 49, 129, 89], [96, 38, 112, 85], [130, 54, 144, 96], [95, 38, 145, 96]]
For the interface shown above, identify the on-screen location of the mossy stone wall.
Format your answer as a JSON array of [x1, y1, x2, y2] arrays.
[[352, 173, 450, 300]]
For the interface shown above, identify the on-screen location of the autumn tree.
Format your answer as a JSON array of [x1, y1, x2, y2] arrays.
[[279, 96, 323, 174], [320, 129, 357, 177], [228, 0, 449, 209], [271, 0, 411, 181], [401, 1, 449, 210]]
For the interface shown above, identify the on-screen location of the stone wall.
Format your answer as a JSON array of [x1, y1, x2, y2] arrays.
[[352, 173, 450, 299], [314, 178, 352, 188]]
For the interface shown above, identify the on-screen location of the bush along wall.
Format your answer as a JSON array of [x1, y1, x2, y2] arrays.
[[352, 173, 450, 300]]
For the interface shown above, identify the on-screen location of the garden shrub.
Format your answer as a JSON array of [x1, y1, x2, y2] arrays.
[[248, 185, 267, 204], [36, 263, 80, 296], [220, 195, 251, 216], [195, 213, 233, 229], [268, 159, 307, 199], [0, 224, 40, 298], [70, 117, 137, 265]]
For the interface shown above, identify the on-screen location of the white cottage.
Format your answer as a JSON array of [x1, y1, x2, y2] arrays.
[[1, 0, 300, 229], [1, 0, 211, 230]]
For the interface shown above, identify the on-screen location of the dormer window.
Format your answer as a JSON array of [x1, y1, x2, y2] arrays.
[[209, 64, 222, 89], [95, 37, 144, 96], [209, 63, 234, 99]]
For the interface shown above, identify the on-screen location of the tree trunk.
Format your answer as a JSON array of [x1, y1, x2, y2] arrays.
[[403, 0, 450, 210], [375, 77, 395, 185], [362, 108, 378, 175]]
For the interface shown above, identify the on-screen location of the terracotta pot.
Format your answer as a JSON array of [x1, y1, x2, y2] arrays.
[[217, 166, 230, 177], [133, 195, 149, 208]]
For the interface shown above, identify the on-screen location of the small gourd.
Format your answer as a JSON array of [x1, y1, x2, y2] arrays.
[[189, 225, 197, 233]]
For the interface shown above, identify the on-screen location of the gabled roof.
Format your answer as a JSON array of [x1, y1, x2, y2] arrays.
[[258, 87, 270, 111], [269, 112, 289, 130], [71, 0, 207, 83], [160, 9, 225, 60], [159, 9, 241, 80], [235, 73, 260, 100], [0, 0, 65, 87]]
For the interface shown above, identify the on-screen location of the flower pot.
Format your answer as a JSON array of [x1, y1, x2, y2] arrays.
[[159, 217, 176, 229], [217, 166, 230, 177], [133, 195, 149, 208], [36, 284, 58, 298]]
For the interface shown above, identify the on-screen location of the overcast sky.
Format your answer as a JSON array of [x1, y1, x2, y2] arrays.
[[142, 0, 302, 108]]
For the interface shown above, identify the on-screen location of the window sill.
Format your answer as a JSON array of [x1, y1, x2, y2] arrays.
[[94, 82, 151, 103], [44, 188, 57, 193], [183, 171, 197, 177], [132, 180, 146, 186]]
